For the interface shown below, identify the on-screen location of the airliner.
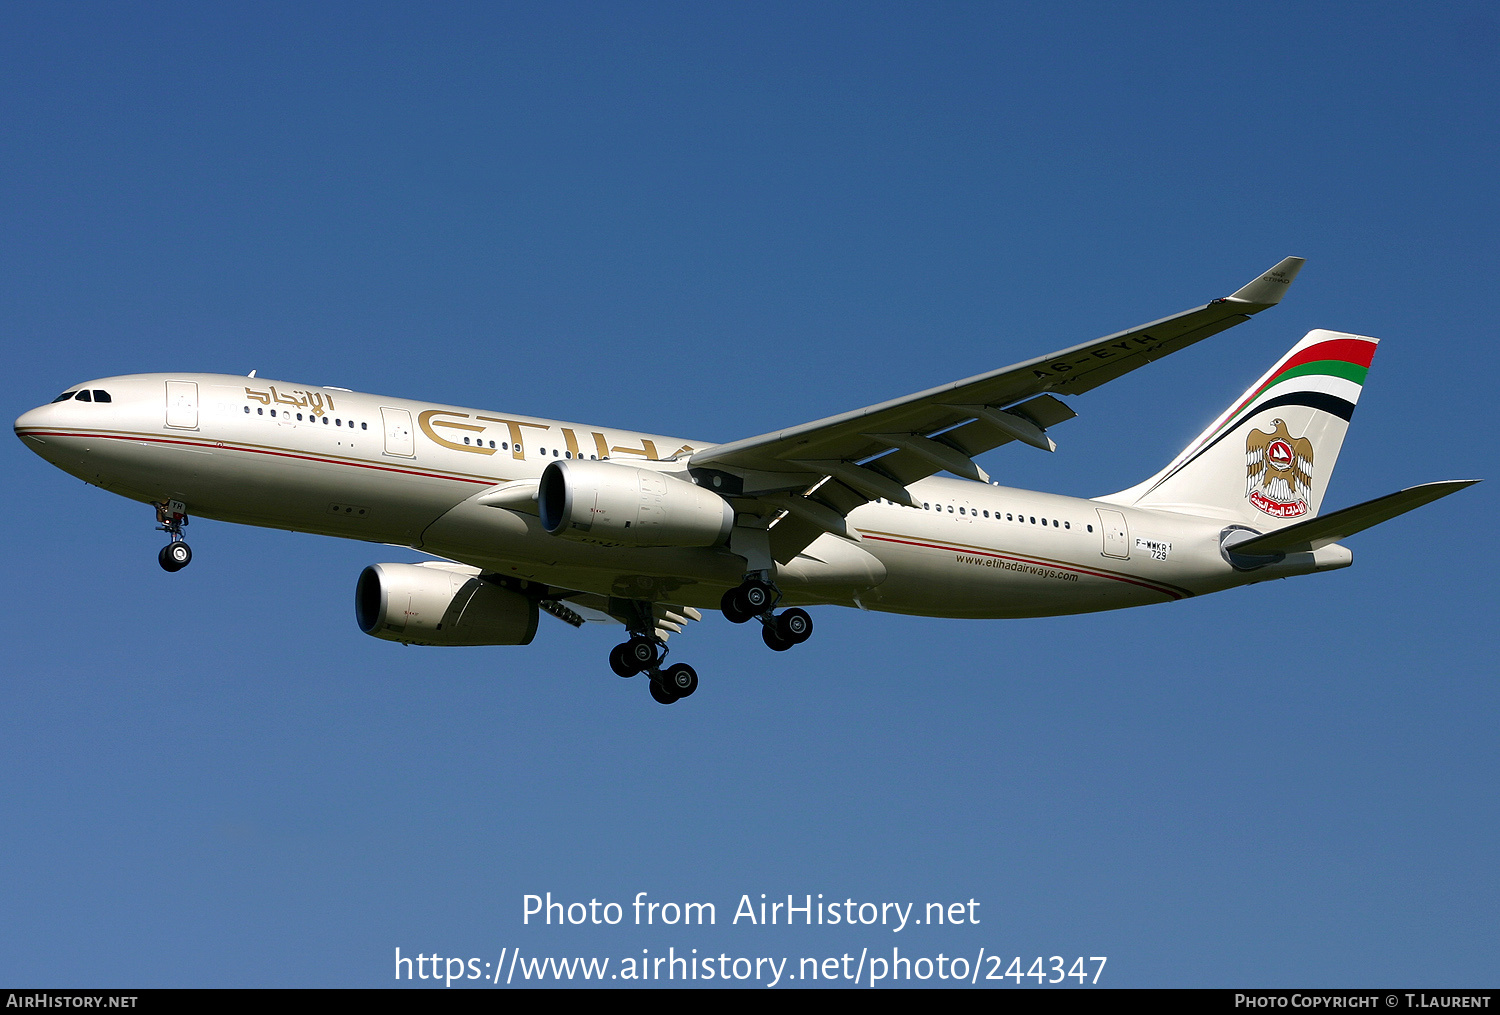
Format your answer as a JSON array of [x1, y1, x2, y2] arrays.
[[14, 257, 1475, 704]]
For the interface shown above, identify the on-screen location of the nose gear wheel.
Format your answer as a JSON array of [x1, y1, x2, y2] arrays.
[[153, 501, 193, 572], [158, 542, 192, 572]]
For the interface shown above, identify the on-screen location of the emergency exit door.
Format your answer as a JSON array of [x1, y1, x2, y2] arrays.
[[1096, 508, 1130, 559], [381, 407, 414, 457], [165, 380, 198, 429]]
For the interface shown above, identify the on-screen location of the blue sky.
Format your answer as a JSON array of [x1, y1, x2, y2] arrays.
[[2, 2, 1496, 988]]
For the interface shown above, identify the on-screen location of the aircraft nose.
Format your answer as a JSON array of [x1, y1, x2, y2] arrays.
[[15, 402, 65, 452], [15, 404, 50, 435]]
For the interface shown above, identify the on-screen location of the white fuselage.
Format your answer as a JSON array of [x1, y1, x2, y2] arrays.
[[14, 373, 1352, 619]]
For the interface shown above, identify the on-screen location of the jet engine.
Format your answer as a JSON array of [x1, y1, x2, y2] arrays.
[[355, 562, 538, 646], [538, 460, 733, 548]]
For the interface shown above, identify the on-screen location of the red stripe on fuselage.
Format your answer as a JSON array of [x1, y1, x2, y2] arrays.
[[18, 429, 500, 487], [860, 533, 1189, 599]]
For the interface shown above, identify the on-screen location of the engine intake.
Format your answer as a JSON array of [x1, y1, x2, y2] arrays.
[[538, 460, 733, 548], [355, 562, 538, 646]]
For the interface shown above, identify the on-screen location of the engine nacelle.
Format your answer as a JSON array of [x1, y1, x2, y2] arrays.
[[538, 459, 733, 548], [355, 562, 538, 646]]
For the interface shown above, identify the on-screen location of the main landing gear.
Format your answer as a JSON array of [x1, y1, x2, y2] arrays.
[[607, 614, 699, 706], [154, 500, 193, 573], [720, 576, 813, 652]]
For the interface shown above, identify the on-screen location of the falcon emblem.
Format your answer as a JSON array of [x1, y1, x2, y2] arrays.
[[1245, 418, 1313, 518]]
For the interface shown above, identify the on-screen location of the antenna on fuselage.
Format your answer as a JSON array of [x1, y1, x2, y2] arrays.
[[247, 370, 257, 378]]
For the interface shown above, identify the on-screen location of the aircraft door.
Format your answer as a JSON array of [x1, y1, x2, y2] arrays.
[[1096, 508, 1129, 559], [165, 380, 198, 429], [381, 407, 415, 457]]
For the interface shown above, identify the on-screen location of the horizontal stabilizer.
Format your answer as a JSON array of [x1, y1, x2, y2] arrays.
[[1223, 480, 1478, 555]]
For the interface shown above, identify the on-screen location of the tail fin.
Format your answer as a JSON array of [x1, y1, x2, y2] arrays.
[[1103, 329, 1378, 527]]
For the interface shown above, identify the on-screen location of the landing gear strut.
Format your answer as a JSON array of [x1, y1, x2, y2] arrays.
[[155, 500, 192, 572], [721, 576, 813, 651], [607, 604, 699, 705]]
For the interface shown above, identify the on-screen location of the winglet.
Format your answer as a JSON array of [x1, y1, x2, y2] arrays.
[[1226, 256, 1305, 306]]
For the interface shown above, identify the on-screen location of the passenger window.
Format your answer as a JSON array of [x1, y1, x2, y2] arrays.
[[959, 507, 965, 515], [270, 409, 276, 417], [52, 391, 76, 402], [1064, 522, 1070, 530], [93, 390, 111, 402], [243, 405, 250, 414], [923, 503, 930, 510], [257, 407, 264, 415], [76, 390, 92, 402], [322, 416, 329, 424], [297, 413, 303, 420], [1087, 524, 1094, 532], [983, 510, 989, 518], [362, 422, 368, 430]]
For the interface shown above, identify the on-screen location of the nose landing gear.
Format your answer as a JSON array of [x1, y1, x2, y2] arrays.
[[155, 500, 192, 572]]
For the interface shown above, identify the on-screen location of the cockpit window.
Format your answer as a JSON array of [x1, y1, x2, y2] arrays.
[[93, 390, 112, 403], [75, 390, 92, 402], [51, 391, 76, 402]]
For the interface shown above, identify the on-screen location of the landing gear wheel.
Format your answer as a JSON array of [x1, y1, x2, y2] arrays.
[[609, 643, 639, 678], [661, 663, 698, 698], [777, 608, 812, 644], [625, 635, 659, 670], [158, 542, 192, 572], [720, 587, 754, 624], [741, 580, 774, 612], [649, 680, 679, 705], [762, 623, 793, 652]]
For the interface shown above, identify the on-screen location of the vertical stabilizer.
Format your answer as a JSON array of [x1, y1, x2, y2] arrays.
[[1102, 329, 1378, 527]]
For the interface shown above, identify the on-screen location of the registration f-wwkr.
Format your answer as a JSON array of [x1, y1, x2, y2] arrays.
[[14, 258, 1475, 704]]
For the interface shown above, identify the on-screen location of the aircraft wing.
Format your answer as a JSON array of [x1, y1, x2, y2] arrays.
[[687, 256, 1304, 560]]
